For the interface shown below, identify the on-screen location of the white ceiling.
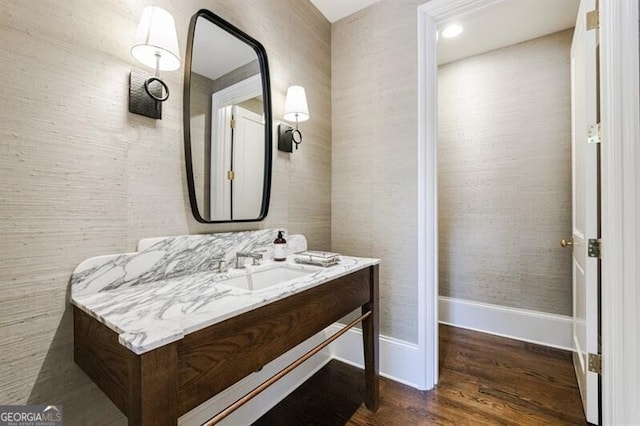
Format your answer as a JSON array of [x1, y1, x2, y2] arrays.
[[438, 0, 580, 65], [309, 0, 381, 23], [191, 18, 257, 80], [309, 1, 579, 63]]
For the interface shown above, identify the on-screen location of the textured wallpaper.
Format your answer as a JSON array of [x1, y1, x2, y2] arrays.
[[0, 0, 330, 423], [438, 30, 573, 315], [332, 0, 425, 344]]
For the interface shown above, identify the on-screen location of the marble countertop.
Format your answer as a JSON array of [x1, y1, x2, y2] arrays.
[[71, 256, 379, 355]]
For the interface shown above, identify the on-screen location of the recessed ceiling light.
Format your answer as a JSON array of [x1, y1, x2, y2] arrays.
[[441, 24, 463, 38]]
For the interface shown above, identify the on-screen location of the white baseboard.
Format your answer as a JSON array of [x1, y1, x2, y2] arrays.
[[326, 324, 423, 389], [439, 296, 574, 351], [179, 330, 333, 426]]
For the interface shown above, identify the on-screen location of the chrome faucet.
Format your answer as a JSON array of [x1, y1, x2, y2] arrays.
[[235, 251, 263, 268], [211, 256, 227, 273]]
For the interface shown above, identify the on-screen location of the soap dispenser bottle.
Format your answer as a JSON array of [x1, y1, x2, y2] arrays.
[[273, 231, 287, 262]]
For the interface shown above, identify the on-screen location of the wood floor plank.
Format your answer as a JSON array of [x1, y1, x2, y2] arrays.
[[254, 325, 587, 425]]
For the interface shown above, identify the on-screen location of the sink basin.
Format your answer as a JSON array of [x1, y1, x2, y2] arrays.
[[220, 264, 313, 291]]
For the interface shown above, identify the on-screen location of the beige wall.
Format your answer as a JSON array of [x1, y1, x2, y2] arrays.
[[438, 30, 573, 315], [0, 0, 330, 423], [332, 0, 424, 344]]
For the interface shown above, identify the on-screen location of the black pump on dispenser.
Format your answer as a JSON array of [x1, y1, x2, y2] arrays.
[[273, 230, 287, 261]]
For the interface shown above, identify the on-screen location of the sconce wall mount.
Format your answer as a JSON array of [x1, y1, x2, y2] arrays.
[[129, 69, 164, 119], [278, 124, 302, 153]]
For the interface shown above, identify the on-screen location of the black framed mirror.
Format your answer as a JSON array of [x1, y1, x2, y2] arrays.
[[184, 10, 272, 223]]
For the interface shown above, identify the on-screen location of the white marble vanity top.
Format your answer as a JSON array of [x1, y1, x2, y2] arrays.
[[70, 230, 379, 355]]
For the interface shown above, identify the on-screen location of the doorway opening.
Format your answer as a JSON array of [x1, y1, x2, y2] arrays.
[[417, 0, 598, 423]]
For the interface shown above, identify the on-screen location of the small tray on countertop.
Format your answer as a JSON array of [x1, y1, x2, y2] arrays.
[[294, 250, 341, 267]]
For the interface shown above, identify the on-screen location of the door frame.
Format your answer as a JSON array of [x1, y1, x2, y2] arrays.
[[599, 2, 640, 424], [417, 1, 640, 422]]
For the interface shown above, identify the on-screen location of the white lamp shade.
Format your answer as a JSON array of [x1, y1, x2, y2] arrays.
[[283, 86, 310, 122], [131, 6, 180, 71]]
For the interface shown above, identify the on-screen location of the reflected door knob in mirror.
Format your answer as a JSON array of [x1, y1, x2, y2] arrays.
[[560, 239, 573, 248]]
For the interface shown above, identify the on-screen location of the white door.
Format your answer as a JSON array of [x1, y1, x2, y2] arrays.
[[211, 105, 233, 221], [570, 0, 600, 423], [232, 105, 265, 220]]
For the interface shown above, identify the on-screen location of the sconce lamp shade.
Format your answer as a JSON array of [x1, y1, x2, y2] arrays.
[[131, 6, 180, 71], [283, 86, 310, 122]]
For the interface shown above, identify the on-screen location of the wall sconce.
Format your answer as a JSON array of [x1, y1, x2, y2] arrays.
[[129, 6, 180, 119], [278, 86, 309, 152]]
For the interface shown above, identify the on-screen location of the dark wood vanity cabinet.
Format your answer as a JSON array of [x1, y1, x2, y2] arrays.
[[74, 265, 379, 425]]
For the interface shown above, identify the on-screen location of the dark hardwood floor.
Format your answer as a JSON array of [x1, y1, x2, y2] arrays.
[[254, 325, 586, 425]]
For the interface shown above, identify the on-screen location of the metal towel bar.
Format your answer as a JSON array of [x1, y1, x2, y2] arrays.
[[203, 311, 372, 425]]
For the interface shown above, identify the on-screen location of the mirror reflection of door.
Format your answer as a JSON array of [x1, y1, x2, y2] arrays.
[[231, 105, 265, 220], [211, 104, 264, 221], [209, 75, 264, 221], [187, 12, 270, 222], [211, 105, 233, 220]]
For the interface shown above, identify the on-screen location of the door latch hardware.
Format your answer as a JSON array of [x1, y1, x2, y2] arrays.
[[588, 239, 601, 258], [588, 353, 602, 374], [587, 123, 601, 144], [586, 9, 599, 31], [227, 170, 235, 180]]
